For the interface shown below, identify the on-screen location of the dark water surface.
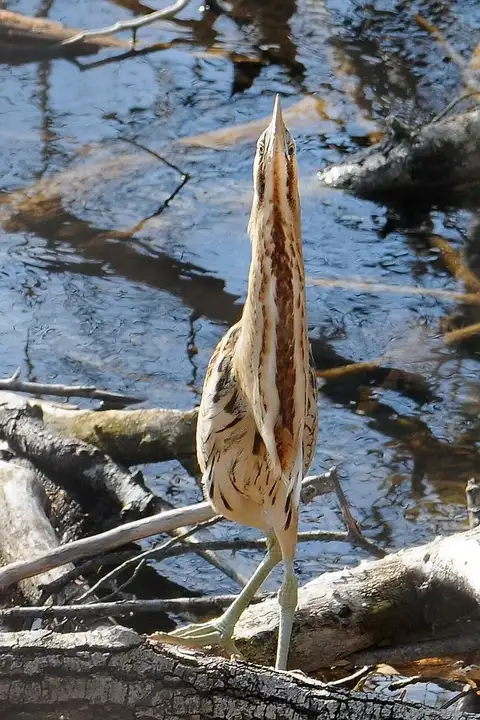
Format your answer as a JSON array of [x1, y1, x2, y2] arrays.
[[1, 0, 480, 634]]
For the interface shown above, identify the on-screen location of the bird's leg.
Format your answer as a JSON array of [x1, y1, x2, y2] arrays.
[[274, 512, 299, 671], [275, 556, 298, 671], [149, 534, 281, 656]]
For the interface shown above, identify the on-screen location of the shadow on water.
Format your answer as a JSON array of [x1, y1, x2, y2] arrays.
[[1, 0, 480, 672]]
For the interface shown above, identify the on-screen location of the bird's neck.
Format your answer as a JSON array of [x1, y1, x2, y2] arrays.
[[235, 206, 309, 474]]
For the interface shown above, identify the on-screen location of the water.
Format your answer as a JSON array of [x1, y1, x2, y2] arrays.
[[1, 0, 480, 693]]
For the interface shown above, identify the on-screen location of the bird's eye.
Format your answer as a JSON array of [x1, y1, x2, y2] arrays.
[[288, 141, 295, 156], [257, 141, 265, 157]]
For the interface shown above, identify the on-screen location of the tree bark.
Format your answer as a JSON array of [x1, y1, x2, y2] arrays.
[[318, 109, 480, 197], [0, 627, 473, 720]]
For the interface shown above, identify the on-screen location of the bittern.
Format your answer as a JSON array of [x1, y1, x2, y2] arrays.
[[154, 95, 318, 671]]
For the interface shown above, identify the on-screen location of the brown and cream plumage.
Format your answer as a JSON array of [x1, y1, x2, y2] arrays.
[[153, 95, 318, 671]]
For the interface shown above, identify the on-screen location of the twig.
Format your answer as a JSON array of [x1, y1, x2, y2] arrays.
[[318, 360, 382, 380], [39, 550, 136, 598], [77, 529, 354, 603], [61, 0, 192, 48], [441, 688, 478, 710], [134, 530, 354, 557], [415, 14, 467, 72], [431, 92, 480, 125], [0, 595, 271, 621], [75, 518, 221, 603], [466, 478, 480, 529], [0, 368, 142, 404], [0, 471, 338, 593], [414, 15, 480, 93], [331, 473, 387, 559], [326, 666, 373, 689]]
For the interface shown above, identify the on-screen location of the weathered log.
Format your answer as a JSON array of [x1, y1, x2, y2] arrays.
[[233, 525, 480, 671], [0, 458, 84, 605], [318, 109, 480, 197], [0, 398, 155, 517], [0, 458, 113, 636], [43, 403, 199, 476], [0, 628, 474, 720]]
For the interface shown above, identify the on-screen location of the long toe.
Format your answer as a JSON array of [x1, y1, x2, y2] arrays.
[[149, 619, 234, 651]]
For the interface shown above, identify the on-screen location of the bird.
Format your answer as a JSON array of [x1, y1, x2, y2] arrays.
[[152, 95, 318, 671]]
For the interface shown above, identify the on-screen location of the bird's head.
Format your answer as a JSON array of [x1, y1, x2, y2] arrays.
[[248, 95, 300, 241]]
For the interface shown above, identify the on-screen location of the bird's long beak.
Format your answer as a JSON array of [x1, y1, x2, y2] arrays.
[[265, 95, 288, 159]]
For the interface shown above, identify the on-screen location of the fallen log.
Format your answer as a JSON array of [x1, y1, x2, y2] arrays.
[[233, 524, 480, 671], [318, 108, 480, 197], [0, 398, 155, 518], [0, 628, 474, 720], [0, 458, 114, 636], [0, 458, 84, 606], [43, 402, 200, 476]]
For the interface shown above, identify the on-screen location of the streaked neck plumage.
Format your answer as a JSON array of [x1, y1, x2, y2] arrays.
[[235, 96, 309, 478]]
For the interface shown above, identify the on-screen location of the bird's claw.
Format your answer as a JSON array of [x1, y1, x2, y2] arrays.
[[148, 620, 243, 661]]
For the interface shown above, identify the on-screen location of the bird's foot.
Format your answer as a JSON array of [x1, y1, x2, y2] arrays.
[[148, 618, 242, 660]]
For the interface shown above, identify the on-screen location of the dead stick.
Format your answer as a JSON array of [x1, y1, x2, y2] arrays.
[[0, 367, 142, 404], [307, 276, 480, 304], [0, 595, 270, 620], [430, 235, 480, 295], [318, 360, 382, 380]]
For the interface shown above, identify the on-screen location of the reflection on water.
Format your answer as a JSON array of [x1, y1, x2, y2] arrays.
[[1, 0, 480, 631]]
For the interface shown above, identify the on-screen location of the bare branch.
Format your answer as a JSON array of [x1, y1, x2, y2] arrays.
[[61, 0, 193, 47], [0, 368, 142, 404], [331, 472, 387, 559], [0, 595, 271, 622]]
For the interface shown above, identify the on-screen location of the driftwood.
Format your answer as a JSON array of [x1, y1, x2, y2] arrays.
[[0, 628, 474, 720], [318, 108, 480, 197]]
